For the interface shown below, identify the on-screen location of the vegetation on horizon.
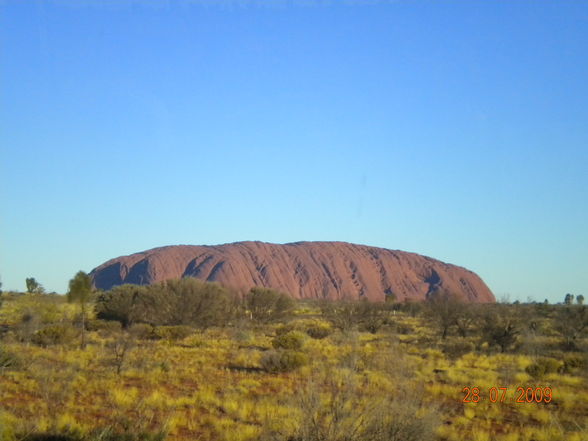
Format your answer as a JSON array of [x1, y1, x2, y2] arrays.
[[0, 276, 586, 441]]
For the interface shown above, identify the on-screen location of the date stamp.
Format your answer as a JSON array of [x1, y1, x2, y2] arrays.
[[462, 386, 553, 404]]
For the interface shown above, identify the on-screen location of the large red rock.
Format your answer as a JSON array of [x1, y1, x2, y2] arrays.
[[90, 241, 495, 302]]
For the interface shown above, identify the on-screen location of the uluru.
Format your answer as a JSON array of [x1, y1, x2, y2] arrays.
[[90, 241, 495, 303]]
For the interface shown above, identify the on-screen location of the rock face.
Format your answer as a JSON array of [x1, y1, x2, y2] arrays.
[[90, 241, 495, 302]]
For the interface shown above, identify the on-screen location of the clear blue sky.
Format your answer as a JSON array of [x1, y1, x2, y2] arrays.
[[1, 0, 587, 302]]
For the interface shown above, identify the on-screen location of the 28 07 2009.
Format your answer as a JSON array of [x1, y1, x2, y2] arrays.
[[462, 386, 553, 404]]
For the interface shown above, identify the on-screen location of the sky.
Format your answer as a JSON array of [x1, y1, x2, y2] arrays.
[[1, 0, 587, 302]]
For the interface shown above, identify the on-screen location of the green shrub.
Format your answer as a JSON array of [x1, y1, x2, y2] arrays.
[[0, 346, 21, 371], [152, 325, 192, 341], [261, 350, 308, 373], [272, 331, 305, 350], [562, 354, 586, 373], [32, 325, 77, 347], [86, 319, 122, 334], [275, 323, 295, 336], [525, 357, 562, 378], [128, 323, 154, 340], [441, 340, 475, 360], [395, 323, 413, 335], [245, 287, 294, 324], [96, 279, 236, 329], [305, 323, 332, 339], [20, 427, 167, 441], [276, 319, 332, 340]]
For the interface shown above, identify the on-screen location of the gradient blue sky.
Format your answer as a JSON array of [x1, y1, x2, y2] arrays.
[[1, 0, 587, 302]]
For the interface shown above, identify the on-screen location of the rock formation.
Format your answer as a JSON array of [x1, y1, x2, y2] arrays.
[[90, 241, 495, 302]]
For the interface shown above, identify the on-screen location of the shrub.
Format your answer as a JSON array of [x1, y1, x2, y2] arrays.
[[96, 279, 236, 329], [0, 346, 21, 371], [356, 300, 388, 334], [32, 325, 77, 347], [481, 310, 520, 352], [562, 354, 586, 373], [260, 374, 438, 441], [162, 278, 236, 328], [245, 287, 294, 323], [261, 350, 308, 373], [95, 285, 151, 327], [305, 323, 332, 339], [275, 323, 295, 336], [395, 323, 414, 335], [441, 340, 475, 360], [554, 305, 588, 350], [320, 300, 389, 333], [106, 335, 134, 375], [86, 319, 122, 334], [276, 319, 332, 340], [320, 301, 358, 331], [128, 323, 154, 340], [272, 331, 305, 350], [525, 357, 562, 378], [20, 428, 167, 441], [152, 325, 192, 341]]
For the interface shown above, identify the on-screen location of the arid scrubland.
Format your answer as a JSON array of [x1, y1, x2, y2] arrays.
[[0, 280, 586, 441]]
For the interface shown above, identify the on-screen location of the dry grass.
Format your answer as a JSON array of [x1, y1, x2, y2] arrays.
[[0, 294, 586, 441]]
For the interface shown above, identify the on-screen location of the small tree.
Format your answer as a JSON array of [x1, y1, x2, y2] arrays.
[[356, 299, 388, 334], [576, 295, 585, 305], [426, 290, 462, 340], [481, 307, 520, 353], [454, 304, 477, 338], [564, 293, 574, 305], [107, 333, 134, 375], [67, 271, 93, 349], [555, 306, 588, 350], [25, 277, 45, 294], [319, 301, 361, 332]]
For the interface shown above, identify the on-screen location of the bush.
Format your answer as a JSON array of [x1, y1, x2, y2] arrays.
[[96, 279, 236, 329], [32, 325, 77, 347], [260, 374, 438, 441], [275, 323, 295, 336], [481, 310, 520, 353], [562, 354, 586, 373], [395, 323, 414, 335], [245, 287, 294, 323], [86, 319, 122, 334], [555, 306, 588, 350], [128, 323, 154, 340], [20, 427, 167, 441], [525, 357, 562, 378], [320, 301, 358, 331], [272, 331, 306, 350], [261, 350, 308, 373], [162, 278, 236, 328], [305, 323, 332, 339], [128, 324, 193, 342], [0, 346, 21, 371], [276, 319, 332, 340], [95, 285, 150, 327], [152, 325, 192, 341], [441, 340, 476, 360]]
